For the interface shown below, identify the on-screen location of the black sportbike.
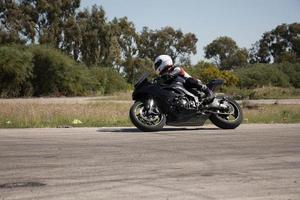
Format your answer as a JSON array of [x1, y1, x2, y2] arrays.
[[129, 73, 243, 132]]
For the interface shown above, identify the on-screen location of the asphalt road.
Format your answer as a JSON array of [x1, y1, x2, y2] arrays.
[[0, 124, 299, 200]]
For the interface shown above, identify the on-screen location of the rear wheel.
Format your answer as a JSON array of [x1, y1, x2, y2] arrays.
[[209, 99, 243, 129], [129, 101, 166, 132]]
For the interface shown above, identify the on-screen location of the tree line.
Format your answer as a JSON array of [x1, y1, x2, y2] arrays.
[[0, 0, 197, 83], [1, 0, 300, 97], [204, 22, 300, 69]]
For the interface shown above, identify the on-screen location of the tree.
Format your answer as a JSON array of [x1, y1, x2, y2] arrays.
[[111, 18, 158, 83], [250, 23, 300, 63], [0, 0, 26, 44], [61, 15, 81, 60], [111, 17, 137, 74], [204, 36, 248, 70], [137, 27, 197, 65], [0, 0, 81, 48], [76, 6, 115, 66], [21, 0, 80, 46]]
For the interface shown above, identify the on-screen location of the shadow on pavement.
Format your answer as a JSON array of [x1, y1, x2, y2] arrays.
[[97, 127, 219, 133]]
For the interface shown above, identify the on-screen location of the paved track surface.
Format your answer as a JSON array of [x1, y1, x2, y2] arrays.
[[0, 124, 299, 200]]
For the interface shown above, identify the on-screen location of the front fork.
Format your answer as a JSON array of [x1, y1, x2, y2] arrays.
[[144, 98, 156, 114]]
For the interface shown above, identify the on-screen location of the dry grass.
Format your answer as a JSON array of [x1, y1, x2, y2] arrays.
[[242, 104, 300, 123], [97, 91, 132, 101], [0, 102, 132, 128], [223, 86, 300, 100], [0, 101, 300, 128]]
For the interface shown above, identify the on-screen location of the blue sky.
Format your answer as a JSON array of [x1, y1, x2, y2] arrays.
[[81, 0, 300, 64]]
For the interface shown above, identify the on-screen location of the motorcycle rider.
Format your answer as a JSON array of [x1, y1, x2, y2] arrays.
[[153, 55, 214, 103]]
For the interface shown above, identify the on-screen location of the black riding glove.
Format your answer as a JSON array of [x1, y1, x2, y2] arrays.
[[160, 74, 174, 84]]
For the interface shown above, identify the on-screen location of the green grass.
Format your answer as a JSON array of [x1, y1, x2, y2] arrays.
[[0, 101, 300, 128]]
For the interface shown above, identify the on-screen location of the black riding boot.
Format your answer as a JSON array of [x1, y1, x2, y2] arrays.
[[185, 78, 215, 103], [202, 85, 215, 103]]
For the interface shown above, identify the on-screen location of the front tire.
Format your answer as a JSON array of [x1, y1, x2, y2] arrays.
[[129, 101, 166, 132], [209, 99, 243, 129]]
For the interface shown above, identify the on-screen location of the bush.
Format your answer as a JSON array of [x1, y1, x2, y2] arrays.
[[235, 64, 290, 88], [275, 62, 300, 88], [90, 67, 131, 94], [221, 87, 254, 100], [0, 45, 131, 97], [30, 46, 97, 96], [0, 45, 33, 97], [187, 61, 239, 86]]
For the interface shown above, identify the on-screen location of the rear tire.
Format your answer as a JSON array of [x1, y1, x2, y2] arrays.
[[209, 99, 243, 129], [129, 101, 166, 132]]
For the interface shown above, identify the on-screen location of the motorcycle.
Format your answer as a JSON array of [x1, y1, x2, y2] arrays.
[[129, 73, 243, 132]]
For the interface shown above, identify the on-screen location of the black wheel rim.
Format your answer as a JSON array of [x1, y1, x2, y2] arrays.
[[218, 101, 240, 122], [134, 102, 163, 126]]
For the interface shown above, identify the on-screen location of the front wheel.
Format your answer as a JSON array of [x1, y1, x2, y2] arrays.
[[129, 101, 166, 132], [209, 98, 243, 129]]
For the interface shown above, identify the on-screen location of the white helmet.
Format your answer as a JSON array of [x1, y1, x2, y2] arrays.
[[153, 55, 173, 75]]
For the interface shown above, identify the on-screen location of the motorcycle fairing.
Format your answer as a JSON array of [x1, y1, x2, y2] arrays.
[[132, 82, 179, 113]]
